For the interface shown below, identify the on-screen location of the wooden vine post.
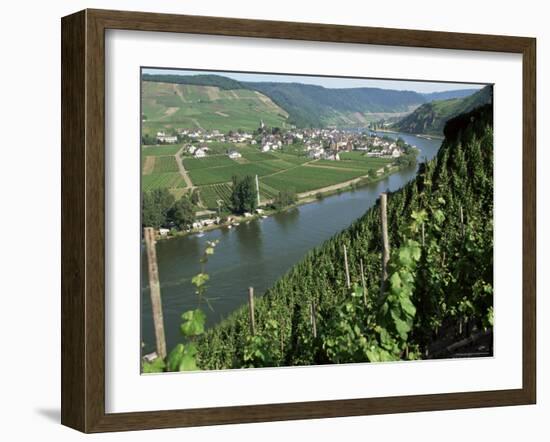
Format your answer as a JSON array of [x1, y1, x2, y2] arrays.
[[310, 301, 317, 338], [379, 193, 390, 299], [459, 204, 465, 238], [248, 286, 256, 335], [360, 258, 368, 306], [144, 227, 167, 360], [343, 245, 351, 289]]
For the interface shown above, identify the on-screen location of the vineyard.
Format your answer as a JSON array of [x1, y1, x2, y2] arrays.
[[199, 183, 233, 209], [182, 156, 236, 170], [142, 145, 182, 156], [188, 160, 294, 186], [142, 172, 187, 191], [152, 156, 179, 173], [260, 165, 366, 193], [199, 182, 280, 210], [189, 104, 494, 369]]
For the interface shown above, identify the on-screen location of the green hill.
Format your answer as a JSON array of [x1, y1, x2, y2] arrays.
[[142, 74, 427, 129], [421, 88, 479, 102], [195, 104, 494, 369], [393, 86, 492, 135], [246, 82, 425, 127], [141, 73, 490, 133], [141, 80, 289, 135]]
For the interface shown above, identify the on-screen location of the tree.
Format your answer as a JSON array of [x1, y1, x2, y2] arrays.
[[142, 188, 175, 228], [271, 189, 296, 211], [142, 192, 164, 228], [171, 197, 195, 229], [231, 175, 258, 214]]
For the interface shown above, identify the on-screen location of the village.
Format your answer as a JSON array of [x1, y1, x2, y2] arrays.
[[154, 119, 410, 161], [147, 120, 418, 239]]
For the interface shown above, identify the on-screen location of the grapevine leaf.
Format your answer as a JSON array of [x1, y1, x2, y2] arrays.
[[167, 343, 184, 371], [142, 357, 166, 374], [191, 273, 209, 288], [180, 309, 206, 336]]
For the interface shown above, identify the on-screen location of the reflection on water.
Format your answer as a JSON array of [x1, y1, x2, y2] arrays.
[[141, 132, 442, 353]]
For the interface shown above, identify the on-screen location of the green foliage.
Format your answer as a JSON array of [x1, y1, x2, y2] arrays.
[[143, 73, 246, 90], [142, 188, 175, 228], [143, 241, 219, 374], [243, 319, 281, 368], [393, 86, 492, 135], [196, 104, 494, 369], [142, 357, 166, 373], [170, 196, 195, 229], [180, 309, 206, 337], [231, 175, 258, 214], [261, 166, 365, 194], [248, 82, 425, 127], [271, 189, 297, 210]]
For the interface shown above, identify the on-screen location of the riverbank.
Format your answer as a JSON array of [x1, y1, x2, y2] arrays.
[[372, 127, 444, 140], [155, 163, 403, 242], [141, 131, 443, 354]]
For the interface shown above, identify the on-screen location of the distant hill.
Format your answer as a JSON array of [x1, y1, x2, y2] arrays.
[[141, 80, 288, 134], [245, 82, 425, 127], [393, 86, 493, 135], [421, 88, 480, 102], [141, 73, 489, 131], [142, 74, 427, 128], [142, 74, 245, 90]]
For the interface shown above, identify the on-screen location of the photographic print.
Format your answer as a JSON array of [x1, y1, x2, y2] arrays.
[[140, 68, 494, 373]]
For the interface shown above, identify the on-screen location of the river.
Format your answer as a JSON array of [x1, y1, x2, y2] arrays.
[[141, 131, 442, 353]]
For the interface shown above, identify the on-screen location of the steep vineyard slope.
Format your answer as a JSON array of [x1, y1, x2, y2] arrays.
[[393, 86, 492, 135], [196, 104, 494, 369]]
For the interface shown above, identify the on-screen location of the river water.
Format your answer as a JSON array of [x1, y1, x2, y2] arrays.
[[141, 131, 442, 353]]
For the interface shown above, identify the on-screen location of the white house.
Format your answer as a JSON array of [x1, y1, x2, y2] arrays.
[[228, 150, 242, 159], [188, 145, 197, 155], [156, 131, 178, 144], [158, 228, 170, 236], [194, 148, 206, 158], [261, 144, 271, 152]]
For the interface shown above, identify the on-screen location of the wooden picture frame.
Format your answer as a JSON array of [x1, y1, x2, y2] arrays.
[[61, 8, 536, 433]]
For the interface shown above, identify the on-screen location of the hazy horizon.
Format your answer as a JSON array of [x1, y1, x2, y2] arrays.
[[142, 67, 487, 94]]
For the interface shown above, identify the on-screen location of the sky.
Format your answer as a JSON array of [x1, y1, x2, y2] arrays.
[[142, 67, 486, 94]]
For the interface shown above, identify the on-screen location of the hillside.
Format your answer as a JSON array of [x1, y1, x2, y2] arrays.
[[195, 104, 494, 369], [421, 88, 479, 102], [246, 82, 425, 127], [141, 73, 490, 132], [142, 74, 428, 129], [393, 86, 492, 135], [141, 80, 289, 134]]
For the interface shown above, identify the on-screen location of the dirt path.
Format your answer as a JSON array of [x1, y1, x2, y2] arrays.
[[172, 83, 187, 102], [142, 156, 155, 175], [175, 147, 194, 189]]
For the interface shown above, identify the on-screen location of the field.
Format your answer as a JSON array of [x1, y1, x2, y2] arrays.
[[142, 172, 187, 191], [188, 160, 295, 186], [182, 156, 236, 170], [198, 184, 233, 209], [142, 145, 182, 156], [270, 151, 309, 165], [141, 82, 289, 134], [153, 156, 179, 173], [312, 158, 391, 171], [140, 140, 395, 204], [261, 165, 366, 194], [241, 151, 278, 162], [199, 182, 282, 210]]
